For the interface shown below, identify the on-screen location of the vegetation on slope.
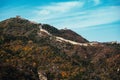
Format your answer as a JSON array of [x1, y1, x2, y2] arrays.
[[0, 17, 120, 80]]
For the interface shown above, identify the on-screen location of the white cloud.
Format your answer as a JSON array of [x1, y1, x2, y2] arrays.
[[93, 0, 101, 5], [31, 1, 120, 30], [35, 1, 84, 16], [37, 10, 50, 15], [49, 1, 82, 12], [40, 6, 120, 29], [75, 6, 120, 28]]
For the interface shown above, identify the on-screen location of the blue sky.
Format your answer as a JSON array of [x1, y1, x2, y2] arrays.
[[0, 0, 120, 42]]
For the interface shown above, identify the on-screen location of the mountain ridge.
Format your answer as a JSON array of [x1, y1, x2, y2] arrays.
[[0, 17, 120, 80]]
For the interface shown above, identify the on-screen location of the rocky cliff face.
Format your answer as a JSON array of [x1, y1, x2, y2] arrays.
[[0, 17, 120, 80]]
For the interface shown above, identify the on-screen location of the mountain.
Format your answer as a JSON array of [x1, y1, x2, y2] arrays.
[[0, 17, 120, 80], [41, 24, 88, 43], [59, 29, 88, 43]]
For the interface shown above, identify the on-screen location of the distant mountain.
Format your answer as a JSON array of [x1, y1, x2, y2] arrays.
[[0, 17, 120, 80]]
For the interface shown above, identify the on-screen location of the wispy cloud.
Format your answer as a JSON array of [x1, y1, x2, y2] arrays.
[[32, 1, 84, 21], [38, 1, 83, 15], [36, 1, 84, 15], [69, 6, 120, 28], [30, 0, 120, 29], [93, 0, 101, 5], [32, 6, 120, 29]]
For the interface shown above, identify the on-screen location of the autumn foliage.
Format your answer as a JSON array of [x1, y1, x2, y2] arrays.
[[0, 17, 120, 80]]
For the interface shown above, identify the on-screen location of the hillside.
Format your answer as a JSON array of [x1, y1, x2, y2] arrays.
[[0, 17, 120, 80], [59, 29, 88, 43], [42, 24, 88, 43]]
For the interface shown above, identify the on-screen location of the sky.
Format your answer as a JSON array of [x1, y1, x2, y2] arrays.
[[0, 0, 120, 42]]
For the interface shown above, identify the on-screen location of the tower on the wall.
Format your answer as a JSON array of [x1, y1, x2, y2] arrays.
[[16, 15, 21, 18]]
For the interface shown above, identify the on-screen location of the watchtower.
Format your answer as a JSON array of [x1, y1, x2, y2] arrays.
[[16, 15, 21, 18]]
